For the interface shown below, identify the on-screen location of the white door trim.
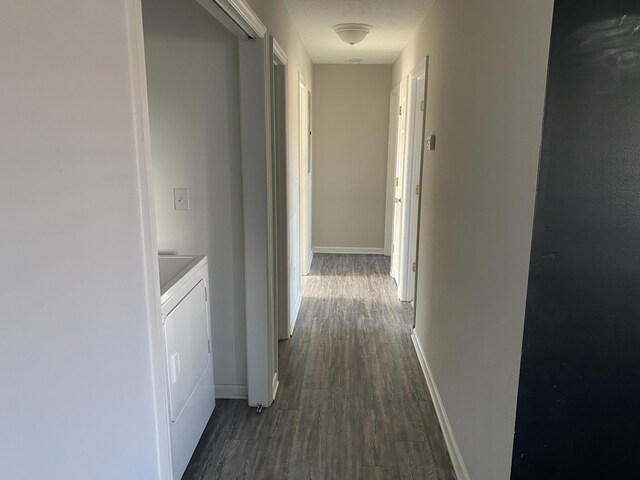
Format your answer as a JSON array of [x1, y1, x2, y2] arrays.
[[194, 0, 266, 39], [126, 1, 172, 477], [271, 36, 290, 343], [272, 38, 287, 65]]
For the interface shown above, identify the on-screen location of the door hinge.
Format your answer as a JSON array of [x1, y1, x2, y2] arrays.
[[392, 244, 394, 253], [412, 262, 416, 273], [208, 339, 211, 354], [420, 100, 425, 112], [399, 105, 403, 116], [416, 184, 421, 195], [395, 177, 399, 187], [205, 286, 208, 302]]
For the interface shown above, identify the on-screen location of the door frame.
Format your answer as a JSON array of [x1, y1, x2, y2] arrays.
[[126, 1, 173, 476], [135, 0, 278, 476], [271, 39, 290, 344], [299, 74, 313, 276]]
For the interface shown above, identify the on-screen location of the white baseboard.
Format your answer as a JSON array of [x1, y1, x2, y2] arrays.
[[272, 372, 279, 401], [312, 246, 385, 255], [411, 330, 470, 480], [215, 384, 248, 399], [290, 292, 302, 336]]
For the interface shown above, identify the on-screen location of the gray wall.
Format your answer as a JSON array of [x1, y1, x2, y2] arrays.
[[393, 0, 554, 478], [0, 1, 161, 477], [142, 0, 248, 393], [312, 65, 391, 251]]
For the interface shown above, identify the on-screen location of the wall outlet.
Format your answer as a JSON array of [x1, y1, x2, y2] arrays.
[[173, 188, 189, 211]]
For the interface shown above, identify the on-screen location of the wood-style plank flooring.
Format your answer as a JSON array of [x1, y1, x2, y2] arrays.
[[183, 254, 456, 479]]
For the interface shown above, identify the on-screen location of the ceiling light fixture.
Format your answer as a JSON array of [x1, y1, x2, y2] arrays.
[[348, 58, 363, 64], [333, 23, 372, 45]]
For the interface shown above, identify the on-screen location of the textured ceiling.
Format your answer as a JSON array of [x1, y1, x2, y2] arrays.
[[282, 0, 434, 64]]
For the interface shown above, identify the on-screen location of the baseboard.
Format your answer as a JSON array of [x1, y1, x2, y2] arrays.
[[411, 330, 470, 480], [272, 372, 279, 401], [307, 250, 314, 273], [290, 292, 302, 336], [312, 246, 385, 255], [215, 384, 248, 399]]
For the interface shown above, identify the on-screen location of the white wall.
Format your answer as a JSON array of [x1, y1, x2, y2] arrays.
[[0, 1, 162, 478], [393, 0, 554, 478], [312, 65, 391, 251], [142, 0, 248, 395], [245, 0, 313, 328]]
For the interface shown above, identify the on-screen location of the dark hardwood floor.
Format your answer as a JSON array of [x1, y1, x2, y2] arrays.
[[183, 254, 456, 479]]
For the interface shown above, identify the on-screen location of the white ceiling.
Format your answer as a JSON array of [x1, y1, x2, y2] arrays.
[[281, 0, 434, 64]]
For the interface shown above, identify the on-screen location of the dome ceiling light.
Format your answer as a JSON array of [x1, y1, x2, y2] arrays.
[[333, 23, 372, 45]]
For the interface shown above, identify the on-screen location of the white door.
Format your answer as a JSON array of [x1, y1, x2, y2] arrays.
[[391, 79, 408, 283], [238, 37, 276, 409], [306, 90, 313, 271], [398, 58, 427, 302], [384, 86, 399, 257], [299, 75, 312, 275]]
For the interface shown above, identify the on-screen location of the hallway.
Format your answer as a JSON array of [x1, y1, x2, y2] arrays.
[[183, 254, 455, 479]]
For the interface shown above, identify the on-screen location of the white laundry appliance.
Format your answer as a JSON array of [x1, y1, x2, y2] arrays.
[[158, 255, 215, 479]]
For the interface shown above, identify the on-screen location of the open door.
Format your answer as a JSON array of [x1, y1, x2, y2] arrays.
[[391, 78, 408, 284], [397, 58, 428, 302], [238, 35, 276, 408], [384, 85, 400, 257]]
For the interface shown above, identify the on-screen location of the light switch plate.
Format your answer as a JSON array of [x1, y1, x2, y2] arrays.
[[427, 134, 436, 151], [173, 188, 189, 211]]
